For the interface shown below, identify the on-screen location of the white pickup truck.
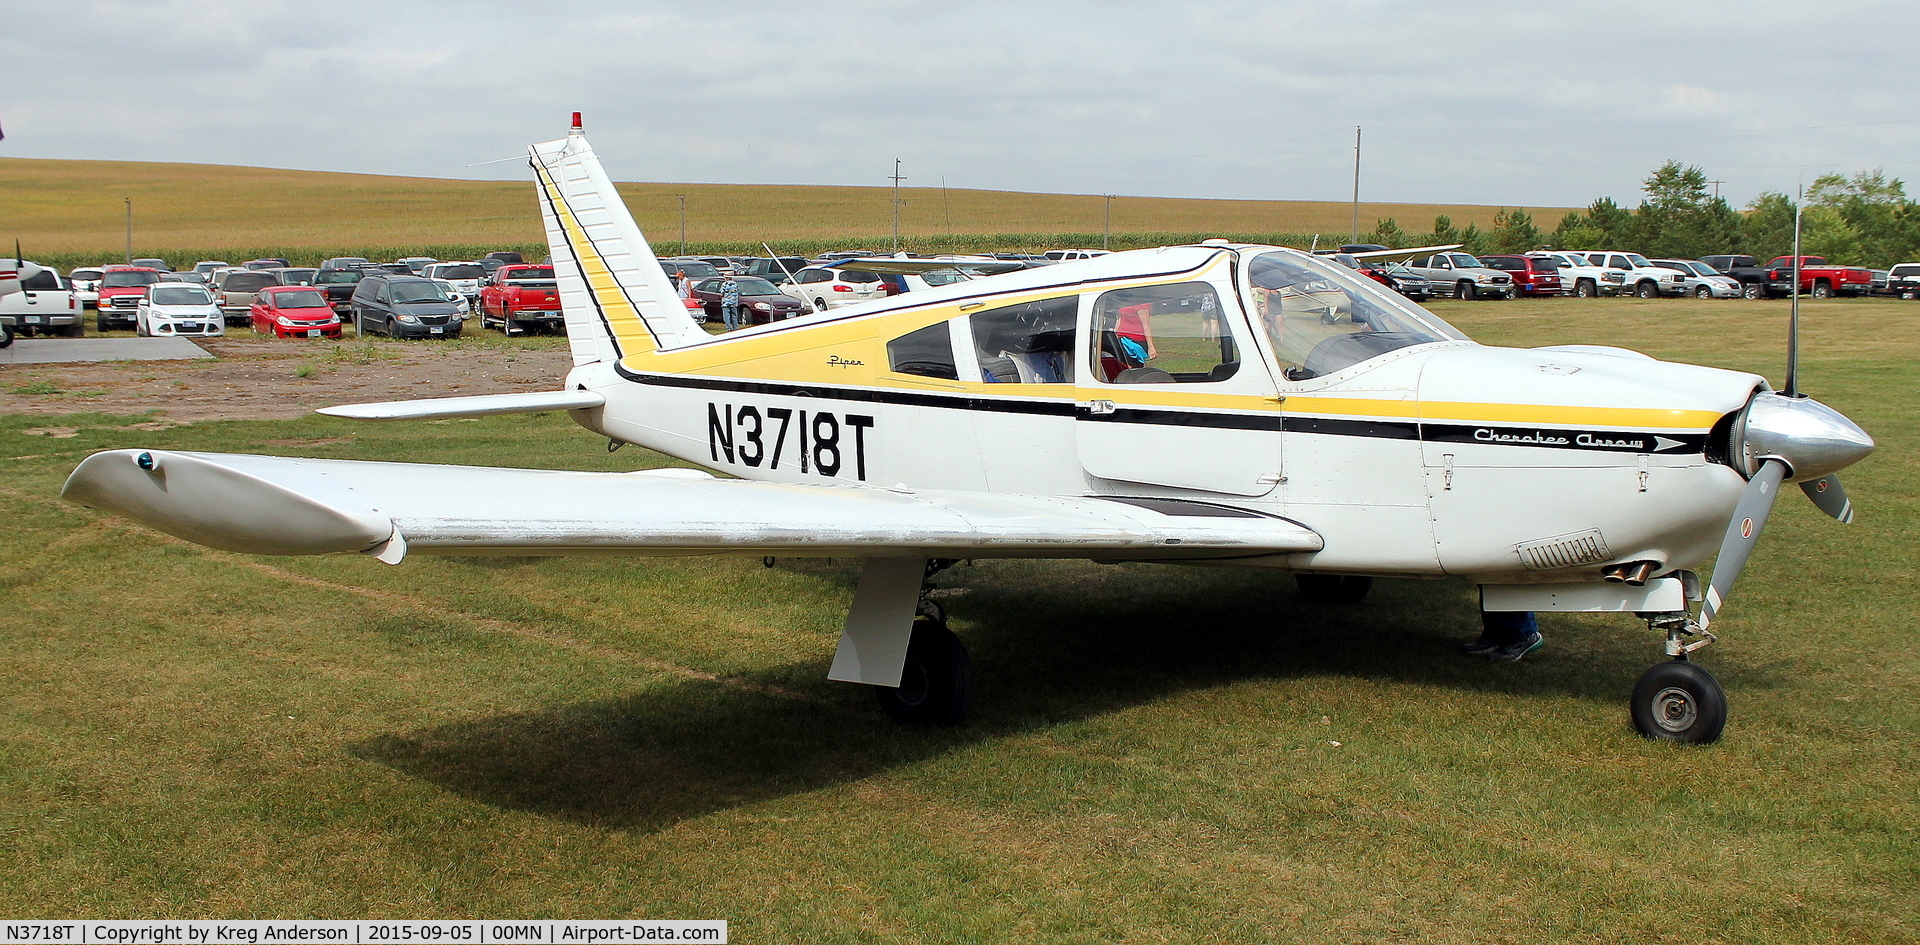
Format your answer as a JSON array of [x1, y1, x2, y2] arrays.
[[1578, 251, 1689, 298], [0, 262, 83, 337]]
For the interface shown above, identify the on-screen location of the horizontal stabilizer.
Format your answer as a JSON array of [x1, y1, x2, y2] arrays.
[[316, 390, 606, 421], [63, 450, 1323, 562]]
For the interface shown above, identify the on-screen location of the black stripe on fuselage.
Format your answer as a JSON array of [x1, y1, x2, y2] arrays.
[[617, 369, 1704, 454]]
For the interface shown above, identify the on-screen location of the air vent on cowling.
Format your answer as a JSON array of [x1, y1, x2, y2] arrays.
[[1515, 529, 1612, 571]]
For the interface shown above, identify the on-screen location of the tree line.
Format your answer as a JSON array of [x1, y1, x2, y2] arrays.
[[1360, 162, 1920, 268]]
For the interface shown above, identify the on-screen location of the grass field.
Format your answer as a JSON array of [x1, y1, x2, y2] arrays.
[[1, 297, 1914, 941], [0, 155, 1573, 269]]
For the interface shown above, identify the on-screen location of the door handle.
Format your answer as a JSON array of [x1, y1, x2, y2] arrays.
[[1086, 399, 1116, 416]]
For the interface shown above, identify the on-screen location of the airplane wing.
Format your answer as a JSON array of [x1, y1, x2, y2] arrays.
[[831, 257, 1028, 276], [62, 450, 1322, 563], [1345, 244, 1464, 265]]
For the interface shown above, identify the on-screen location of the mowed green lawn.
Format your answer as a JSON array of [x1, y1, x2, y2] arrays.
[[1, 297, 1914, 941]]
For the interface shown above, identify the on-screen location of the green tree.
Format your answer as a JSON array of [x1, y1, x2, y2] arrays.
[[1485, 208, 1542, 254], [1365, 217, 1409, 248], [1743, 191, 1798, 263], [1585, 198, 1634, 247]]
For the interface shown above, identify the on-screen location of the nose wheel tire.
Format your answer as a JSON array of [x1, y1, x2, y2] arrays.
[[1630, 660, 1727, 744], [874, 617, 972, 726]]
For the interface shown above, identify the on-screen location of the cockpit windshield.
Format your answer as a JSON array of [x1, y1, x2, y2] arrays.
[[1245, 250, 1468, 380]]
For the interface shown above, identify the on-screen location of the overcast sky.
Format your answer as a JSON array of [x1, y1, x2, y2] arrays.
[[5, 1, 1915, 212]]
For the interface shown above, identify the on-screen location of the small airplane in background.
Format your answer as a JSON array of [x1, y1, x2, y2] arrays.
[[63, 116, 1874, 743]]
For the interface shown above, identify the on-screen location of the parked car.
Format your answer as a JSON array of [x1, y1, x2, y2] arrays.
[[68, 267, 104, 310], [1328, 253, 1431, 300], [158, 271, 210, 285], [1477, 255, 1562, 297], [264, 267, 319, 286], [1888, 262, 1920, 299], [1401, 252, 1514, 299], [214, 270, 281, 325], [692, 276, 807, 324], [483, 251, 524, 265], [735, 257, 810, 284], [0, 262, 82, 337], [96, 265, 164, 330], [1867, 269, 1891, 296], [422, 262, 486, 304], [313, 267, 366, 313], [319, 256, 371, 271], [428, 279, 472, 317], [659, 258, 723, 281], [781, 266, 887, 311], [351, 274, 464, 339], [249, 286, 342, 339], [135, 283, 223, 337], [1650, 259, 1742, 299], [1695, 255, 1770, 299], [1578, 251, 1688, 298], [191, 261, 231, 277], [1529, 252, 1622, 297], [477, 264, 563, 335], [241, 258, 289, 270], [130, 257, 172, 272], [395, 256, 438, 274]]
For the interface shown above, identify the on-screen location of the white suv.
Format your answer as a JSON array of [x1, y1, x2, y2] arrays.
[[1532, 252, 1623, 297]]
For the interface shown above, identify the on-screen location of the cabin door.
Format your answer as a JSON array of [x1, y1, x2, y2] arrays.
[[1074, 279, 1285, 498]]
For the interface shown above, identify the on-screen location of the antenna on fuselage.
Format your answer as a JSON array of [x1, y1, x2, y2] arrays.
[[1785, 177, 1804, 398]]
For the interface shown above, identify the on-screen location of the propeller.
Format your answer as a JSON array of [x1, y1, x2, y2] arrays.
[[1698, 191, 1872, 629]]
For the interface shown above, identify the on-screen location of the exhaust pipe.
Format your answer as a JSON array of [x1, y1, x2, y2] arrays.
[[1602, 560, 1659, 586]]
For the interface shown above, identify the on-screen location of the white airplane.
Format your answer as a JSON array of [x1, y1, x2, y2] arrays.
[[62, 117, 1874, 743]]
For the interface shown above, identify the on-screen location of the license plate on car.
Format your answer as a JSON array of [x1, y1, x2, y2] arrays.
[[25, 316, 41, 324], [307, 329, 321, 337], [429, 327, 443, 335]]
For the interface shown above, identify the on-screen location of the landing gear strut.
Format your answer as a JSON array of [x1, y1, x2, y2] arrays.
[[872, 559, 971, 726], [1631, 612, 1727, 743]]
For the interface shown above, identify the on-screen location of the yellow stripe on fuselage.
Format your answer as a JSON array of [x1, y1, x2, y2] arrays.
[[534, 159, 656, 356]]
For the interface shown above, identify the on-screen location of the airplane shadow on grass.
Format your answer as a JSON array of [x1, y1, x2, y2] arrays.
[[350, 561, 1791, 833]]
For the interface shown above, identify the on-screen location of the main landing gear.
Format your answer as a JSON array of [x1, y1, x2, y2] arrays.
[[866, 559, 974, 727], [1630, 612, 1727, 744]]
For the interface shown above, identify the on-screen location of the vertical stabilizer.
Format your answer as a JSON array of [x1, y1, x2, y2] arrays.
[[529, 127, 704, 365]]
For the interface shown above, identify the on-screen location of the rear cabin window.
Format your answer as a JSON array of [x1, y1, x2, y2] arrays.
[[972, 297, 1078, 383], [1091, 282, 1238, 384], [886, 322, 959, 379]]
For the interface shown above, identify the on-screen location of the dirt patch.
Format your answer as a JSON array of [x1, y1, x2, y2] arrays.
[[0, 339, 574, 422]]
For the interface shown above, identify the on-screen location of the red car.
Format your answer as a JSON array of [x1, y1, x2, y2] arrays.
[[250, 286, 343, 338], [1478, 255, 1563, 297]]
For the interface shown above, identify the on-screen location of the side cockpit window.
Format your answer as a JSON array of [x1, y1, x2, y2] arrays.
[[886, 321, 959, 379], [1091, 282, 1238, 384], [971, 297, 1077, 383]]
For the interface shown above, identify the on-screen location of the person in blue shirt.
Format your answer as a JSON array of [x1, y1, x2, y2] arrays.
[[719, 276, 742, 330]]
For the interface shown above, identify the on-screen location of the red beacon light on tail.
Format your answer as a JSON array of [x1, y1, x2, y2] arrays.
[[570, 112, 583, 134]]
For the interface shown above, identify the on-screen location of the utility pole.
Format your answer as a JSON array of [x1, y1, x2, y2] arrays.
[[1708, 179, 1726, 201], [1103, 195, 1115, 250], [675, 196, 687, 256], [124, 197, 133, 264], [890, 160, 906, 254], [1350, 126, 1362, 244]]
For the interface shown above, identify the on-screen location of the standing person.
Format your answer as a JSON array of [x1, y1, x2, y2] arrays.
[[719, 274, 742, 330], [1463, 611, 1543, 661], [676, 270, 694, 300]]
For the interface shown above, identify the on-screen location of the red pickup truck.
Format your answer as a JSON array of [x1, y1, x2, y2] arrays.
[[1764, 257, 1874, 298], [477, 264, 562, 335]]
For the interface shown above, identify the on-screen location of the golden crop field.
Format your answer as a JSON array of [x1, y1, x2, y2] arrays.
[[1, 155, 1573, 257]]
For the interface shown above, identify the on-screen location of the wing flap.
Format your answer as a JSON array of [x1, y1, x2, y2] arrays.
[[63, 450, 1322, 561]]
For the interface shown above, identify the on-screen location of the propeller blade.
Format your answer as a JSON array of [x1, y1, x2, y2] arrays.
[[1800, 474, 1854, 524], [1701, 458, 1789, 630]]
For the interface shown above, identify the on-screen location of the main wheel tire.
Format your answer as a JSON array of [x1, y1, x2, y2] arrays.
[[1630, 660, 1727, 744], [1811, 282, 1833, 299], [1636, 281, 1659, 299], [1294, 573, 1374, 605], [1455, 281, 1475, 301], [1742, 283, 1764, 300], [873, 618, 973, 726], [1575, 280, 1597, 299], [1694, 285, 1712, 298], [0, 324, 11, 348], [97, 315, 110, 333]]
